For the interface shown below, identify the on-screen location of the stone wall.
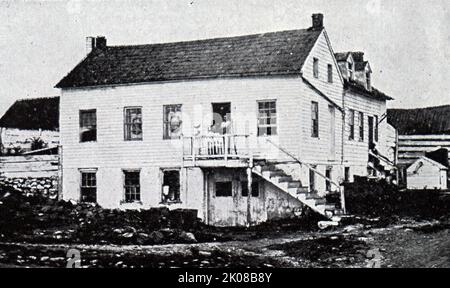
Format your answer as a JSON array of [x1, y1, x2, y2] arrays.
[[0, 176, 59, 199]]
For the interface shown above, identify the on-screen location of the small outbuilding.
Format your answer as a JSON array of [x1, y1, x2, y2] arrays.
[[407, 155, 448, 190]]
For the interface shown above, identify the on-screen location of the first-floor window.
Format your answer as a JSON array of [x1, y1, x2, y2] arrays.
[[163, 104, 182, 139], [124, 170, 140, 202], [80, 171, 97, 203], [162, 169, 181, 203], [344, 167, 350, 182], [241, 180, 259, 197], [257, 100, 277, 136], [215, 181, 232, 197]]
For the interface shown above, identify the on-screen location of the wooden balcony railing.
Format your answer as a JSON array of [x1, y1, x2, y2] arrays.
[[182, 134, 251, 162]]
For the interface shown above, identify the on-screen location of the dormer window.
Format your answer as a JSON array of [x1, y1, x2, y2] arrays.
[[348, 62, 354, 80], [366, 72, 371, 90]]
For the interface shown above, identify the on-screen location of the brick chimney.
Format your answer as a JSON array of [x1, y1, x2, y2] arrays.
[[86, 36, 107, 54], [312, 13, 324, 30]]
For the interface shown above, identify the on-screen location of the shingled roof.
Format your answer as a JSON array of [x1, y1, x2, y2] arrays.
[[56, 28, 323, 88], [344, 80, 393, 101], [0, 97, 59, 131], [388, 105, 450, 135]]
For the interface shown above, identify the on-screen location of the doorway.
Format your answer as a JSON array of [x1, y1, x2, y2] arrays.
[[211, 102, 231, 134], [368, 116, 374, 148]]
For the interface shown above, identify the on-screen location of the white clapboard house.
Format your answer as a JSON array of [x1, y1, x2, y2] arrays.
[[56, 14, 394, 226]]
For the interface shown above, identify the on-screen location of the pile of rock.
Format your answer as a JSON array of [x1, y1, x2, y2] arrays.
[[0, 184, 201, 246], [0, 176, 58, 199]]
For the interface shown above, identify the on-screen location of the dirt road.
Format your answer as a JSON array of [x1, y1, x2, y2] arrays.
[[1, 219, 449, 268]]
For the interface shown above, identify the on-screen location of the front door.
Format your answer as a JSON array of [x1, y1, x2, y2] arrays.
[[368, 116, 374, 148], [211, 102, 231, 134], [328, 105, 335, 160]]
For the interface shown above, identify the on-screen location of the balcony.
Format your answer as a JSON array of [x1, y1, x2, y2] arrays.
[[182, 134, 252, 167]]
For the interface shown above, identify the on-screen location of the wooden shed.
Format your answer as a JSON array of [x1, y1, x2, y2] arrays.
[[406, 156, 448, 190]]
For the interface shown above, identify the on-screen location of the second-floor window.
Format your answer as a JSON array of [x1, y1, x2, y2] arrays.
[[358, 111, 364, 141], [163, 104, 182, 139], [311, 101, 319, 138], [79, 109, 97, 142], [257, 100, 277, 136], [124, 107, 143, 141], [349, 109, 355, 140], [374, 115, 379, 142], [327, 64, 333, 83], [313, 58, 319, 78]]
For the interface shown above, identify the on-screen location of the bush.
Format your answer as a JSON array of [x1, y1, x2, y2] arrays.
[[343, 177, 450, 219]]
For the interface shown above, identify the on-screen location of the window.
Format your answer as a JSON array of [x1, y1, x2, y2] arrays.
[[358, 112, 364, 141], [257, 100, 277, 136], [123, 170, 140, 202], [241, 180, 259, 197], [309, 166, 316, 192], [313, 58, 319, 78], [344, 167, 350, 182], [163, 104, 182, 139], [161, 169, 181, 203], [348, 62, 353, 79], [366, 72, 371, 90], [124, 107, 142, 141], [311, 101, 319, 138], [80, 171, 96, 203], [327, 64, 333, 83], [325, 167, 332, 192], [374, 115, 379, 142], [348, 109, 355, 140], [79, 110, 97, 142], [215, 181, 232, 197]]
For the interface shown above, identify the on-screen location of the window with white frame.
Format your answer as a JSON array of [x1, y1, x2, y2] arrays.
[[163, 104, 182, 139], [311, 101, 319, 138], [123, 170, 140, 202], [79, 109, 97, 142], [124, 107, 143, 141], [358, 111, 364, 141], [313, 58, 319, 78], [349, 109, 355, 140], [257, 100, 277, 136], [161, 169, 181, 203], [80, 170, 97, 203]]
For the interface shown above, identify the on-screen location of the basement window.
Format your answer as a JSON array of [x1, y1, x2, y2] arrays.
[[215, 181, 232, 197], [80, 171, 97, 203], [124, 107, 143, 141], [124, 170, 140, 202], [79, 109, 97, 142], [162, 169, 181, 203], [241, 180, 259, 197]]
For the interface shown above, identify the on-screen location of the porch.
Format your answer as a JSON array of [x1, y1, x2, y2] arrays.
[[182, 134, 253, 167]]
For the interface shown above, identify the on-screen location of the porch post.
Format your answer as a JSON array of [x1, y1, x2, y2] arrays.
[[246, 166, 252, 226]]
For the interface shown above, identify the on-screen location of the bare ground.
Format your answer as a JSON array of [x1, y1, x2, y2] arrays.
[[1, 218, 449, 268]]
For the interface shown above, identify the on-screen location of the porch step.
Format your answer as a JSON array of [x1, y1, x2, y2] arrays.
[[287, 181, 302, 188], [278, 176, 293, 183], [269, 170, 287, 177]]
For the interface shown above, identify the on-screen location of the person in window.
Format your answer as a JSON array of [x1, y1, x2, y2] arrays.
[[169, 111, 182, 137], [221, 114, 232, 135]]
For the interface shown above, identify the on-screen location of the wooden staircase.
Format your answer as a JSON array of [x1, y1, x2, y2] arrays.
[[253, 162, 344, 220]]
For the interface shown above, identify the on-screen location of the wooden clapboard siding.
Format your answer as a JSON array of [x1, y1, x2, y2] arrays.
[[299, 31, 344, 164], [0, 155, 59, 178], [343, 89, 387, 166], [398, 134, 450, 165]]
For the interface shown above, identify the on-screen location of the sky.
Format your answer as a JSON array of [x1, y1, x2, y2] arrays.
[[0, 0, 449, 117]]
